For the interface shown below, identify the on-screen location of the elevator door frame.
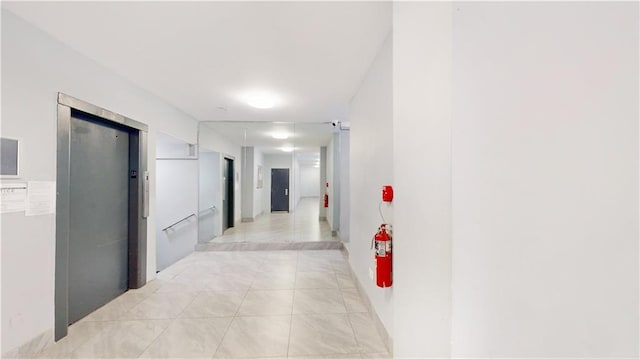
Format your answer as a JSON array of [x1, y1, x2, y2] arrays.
[[55, 93, 148, 341]]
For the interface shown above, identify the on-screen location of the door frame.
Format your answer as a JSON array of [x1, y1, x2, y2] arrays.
[[55, 93, 148, 340], [223, 156, 235, 229]]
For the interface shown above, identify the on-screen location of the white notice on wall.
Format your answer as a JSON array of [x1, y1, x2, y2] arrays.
[[26, 181, 56, 216], [1, 182, 27, 213]]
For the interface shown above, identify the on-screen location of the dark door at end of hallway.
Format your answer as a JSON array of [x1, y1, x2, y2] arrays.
[[271, 168, 289, 212], [222, 157, 234, 231], [68, 113, 129, 324]]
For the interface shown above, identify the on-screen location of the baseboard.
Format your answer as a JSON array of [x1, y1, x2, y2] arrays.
[[2, 329, 53, 358], [340, 246, 393, 355], [195, 240, 343, 251]]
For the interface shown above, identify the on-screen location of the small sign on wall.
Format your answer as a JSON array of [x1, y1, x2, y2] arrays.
[[257, 165, 263, 188], [1, 182, 27, 213]]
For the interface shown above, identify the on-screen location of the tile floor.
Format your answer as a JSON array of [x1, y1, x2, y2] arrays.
[[34, 250, 391, 359], [209, 198, 335, 243]]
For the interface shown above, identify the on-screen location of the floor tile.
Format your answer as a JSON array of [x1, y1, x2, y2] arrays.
[[341, 289, 368, 313], [214, 315, 291, 358], [293, 289, 347, 314], [127, 292, 195, 319], [288, 314, 359, 356], [295, 271, 339, 289], [297, 257, 335, 272], [207, 272, 255, 291], [70, 320, 170, 358], [289, 355, 363, 359], [237, 290, 294, 316], [180, 291, 245, 318], [251, 271, 296, 290], [140, 317, 231, 358], [34, 321, 111, 358], [349, 313, 388, 354], [335, 273, 356, 289], [360, 353, 392, 358], [82, 291, 148, 321]]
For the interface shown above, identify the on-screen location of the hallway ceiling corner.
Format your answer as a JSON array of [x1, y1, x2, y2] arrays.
[[2, 1, 392, 124]]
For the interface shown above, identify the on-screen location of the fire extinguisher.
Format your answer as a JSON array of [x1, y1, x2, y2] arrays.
[[372, 224, 392, 288], [323, 182, 329, 208]]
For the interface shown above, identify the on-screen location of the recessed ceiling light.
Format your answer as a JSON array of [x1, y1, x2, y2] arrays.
[[272, 133, 289, 140], [281, 146, 294, 152], [245, 92, 279, 109]]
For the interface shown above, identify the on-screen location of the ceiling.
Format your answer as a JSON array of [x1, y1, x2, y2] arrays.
[[3, 2, 391, 124], [202, 122, 334, 157]]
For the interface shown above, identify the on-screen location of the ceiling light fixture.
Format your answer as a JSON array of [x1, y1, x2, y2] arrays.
[[271, 133, 289, 140], [280, 146, 294, 152], [245, 92, 279, 109]]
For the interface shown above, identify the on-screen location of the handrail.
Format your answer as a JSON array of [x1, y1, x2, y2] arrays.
[[199, 205, 216, 214], [162, 213, 196, 231]]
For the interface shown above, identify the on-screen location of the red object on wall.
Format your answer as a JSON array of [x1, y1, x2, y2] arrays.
[[382, 185, 393, 202], [374, 224, 392, 288], [324, 182, 329, 207]]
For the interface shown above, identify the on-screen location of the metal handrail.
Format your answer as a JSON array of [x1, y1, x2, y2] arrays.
[[199, 205, 216, 214], [162, 213, 196, 231]]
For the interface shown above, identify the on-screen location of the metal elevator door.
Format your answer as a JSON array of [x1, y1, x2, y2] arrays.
[[68, 114, 129, 324]]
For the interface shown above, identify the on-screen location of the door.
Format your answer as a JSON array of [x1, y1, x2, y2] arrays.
[[222, 157, 234, 231], [68, 113, 130, 324], [271, 168, 290, 212]]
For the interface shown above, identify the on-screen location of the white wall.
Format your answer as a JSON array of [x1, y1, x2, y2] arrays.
[[253, 149, 264, 217], [241, 147, 254, 221], [155, 158, 198, 270], [262, 154, 295, 213], [338, 132, 350, 241], [450, 3, 638, 357], [293, 156, 301, 209], [241, 146, 265, 221], [326, 135, 340, 231], [1, 10, 199, 354], [393, 3, 453, 357], [199, 125, 242, 231], [348, 34, 393, 338], [299, 165, 320, 197], [198, 151, 220, 242]]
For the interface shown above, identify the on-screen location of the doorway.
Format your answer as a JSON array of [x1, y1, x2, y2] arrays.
[[222, 157, 235, 231], [55, 93, 148, 340], [271, 168, 290, 212]]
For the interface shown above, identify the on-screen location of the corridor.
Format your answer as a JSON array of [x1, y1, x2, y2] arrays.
[[33, 250, 390, 358], [211, 198, 334, 243]]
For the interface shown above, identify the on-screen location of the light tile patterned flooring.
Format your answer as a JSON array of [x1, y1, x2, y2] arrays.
[[35, 250, 390, 358], [210, 198, 335, 243]]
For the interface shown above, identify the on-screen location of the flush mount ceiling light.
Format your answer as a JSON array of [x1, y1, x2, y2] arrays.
[[244, 91, 280, 109], [280, 146, 294, 152], [271, 132, 290, 140]]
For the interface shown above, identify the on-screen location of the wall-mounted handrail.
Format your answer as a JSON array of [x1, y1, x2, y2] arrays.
[[162, 213, 196, 231], [199, 205, 216, 215]]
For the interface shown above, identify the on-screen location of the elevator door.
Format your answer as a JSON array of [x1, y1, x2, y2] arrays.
[[68, 113, 129, 324]]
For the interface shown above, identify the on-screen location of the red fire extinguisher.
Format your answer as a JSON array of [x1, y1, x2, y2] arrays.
[[323, 182, 329, 208], [373, 224, 392, 288]]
